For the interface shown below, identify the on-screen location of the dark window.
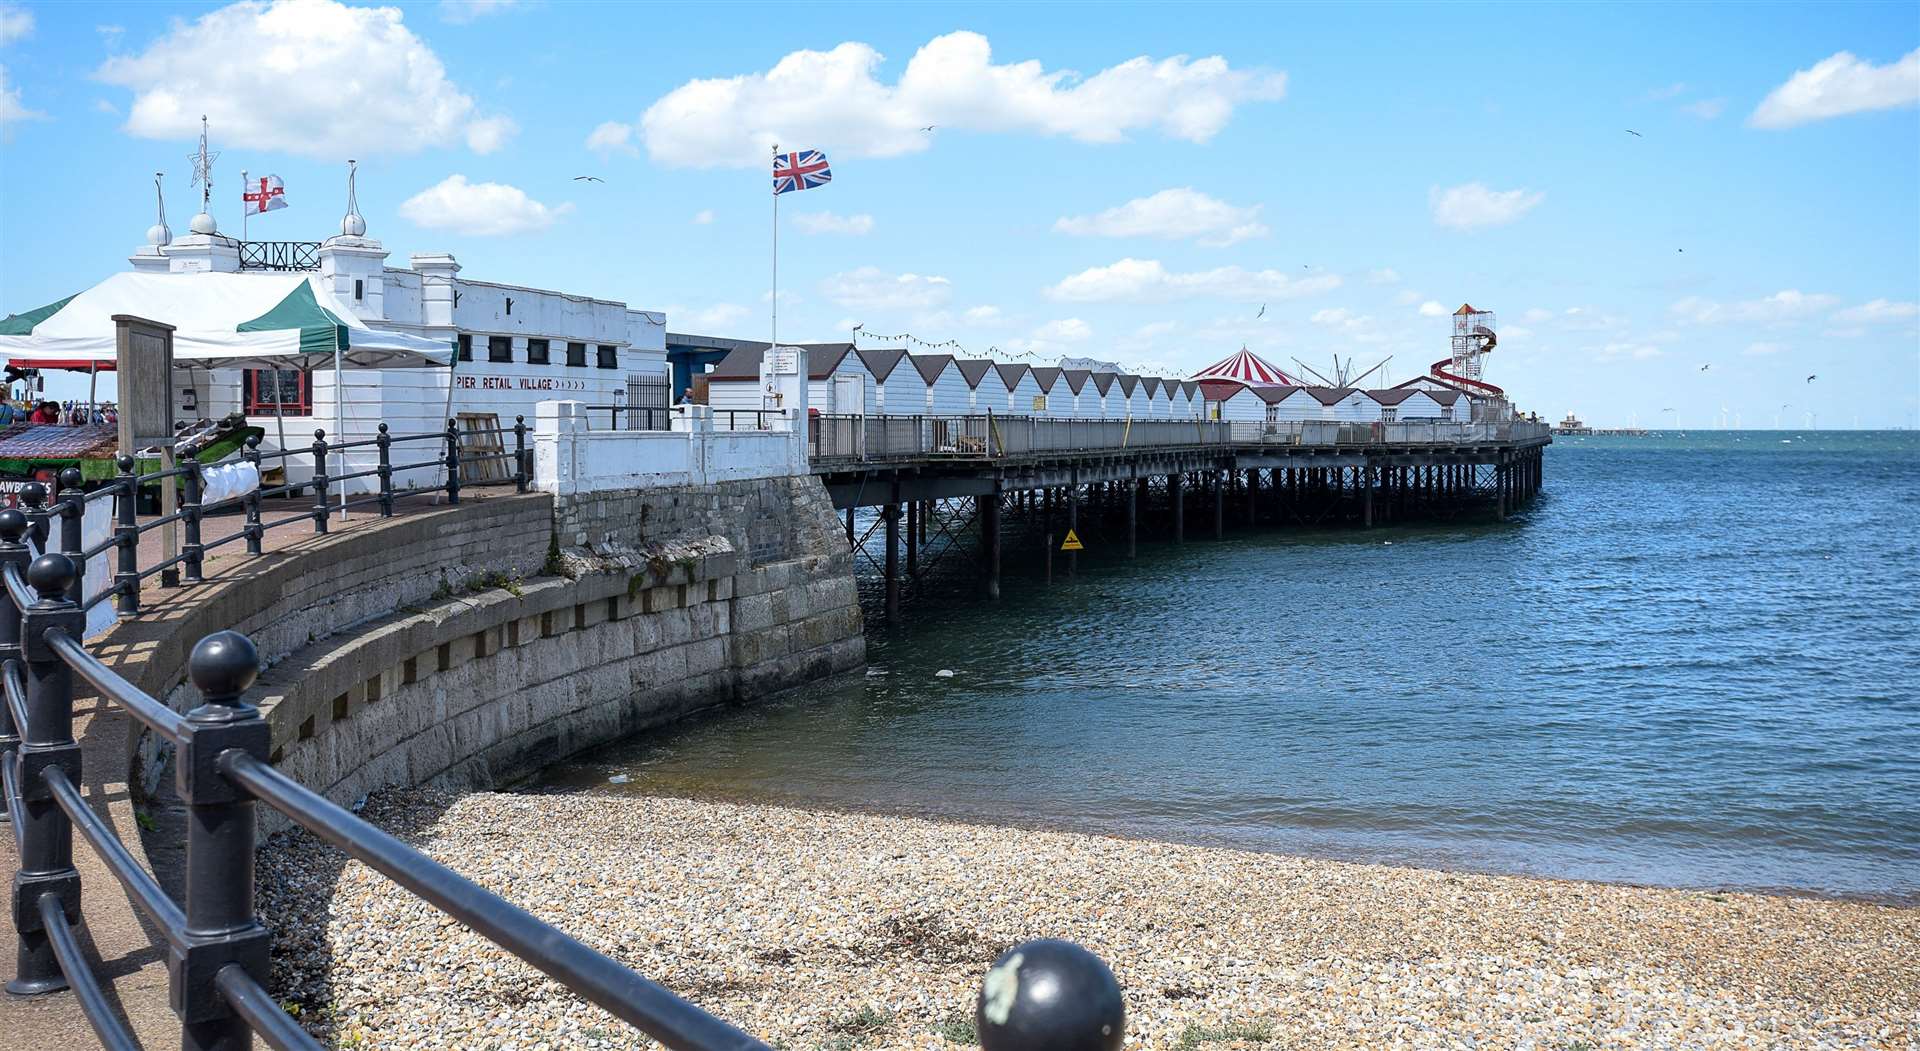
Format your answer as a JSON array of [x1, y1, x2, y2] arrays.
[[457, 334, 472, 361], [566, 341, 587, 367], [244, 368, 312, 414], [353, 279, 363, 301], [488, 335, 513, 363], [596, 344, 618, 369], [526, 338, 550, 365]]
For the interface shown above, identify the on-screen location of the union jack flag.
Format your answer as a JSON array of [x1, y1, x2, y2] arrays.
[[773, 149, 832, 195]]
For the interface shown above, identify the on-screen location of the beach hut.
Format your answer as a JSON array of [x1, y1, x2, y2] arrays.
[[993, 363, 1045, 414], [1088, 373, 1117, 417], [1200, 379, 1268, 422], [913, 354, 972, 415], [1180, 380, 1204, 418], [1030, 366, 1064, 415], [857, 349, 920, 415], [1060, 369, 1092, 416], [1116, 375, 1150, 417], [955, 359, 996, 411]]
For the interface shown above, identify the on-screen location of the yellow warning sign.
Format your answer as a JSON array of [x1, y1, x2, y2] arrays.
[[1060, 529, 1085, 552]]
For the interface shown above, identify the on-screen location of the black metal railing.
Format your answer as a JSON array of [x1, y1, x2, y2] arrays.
[[23, 418, 531, 618], [0, 515, 1122, 1049], [580, 404, 673, 431], [237, 242, 323, 272]]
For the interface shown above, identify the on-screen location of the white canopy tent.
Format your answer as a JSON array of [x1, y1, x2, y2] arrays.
[[1, 270, 453, 511]]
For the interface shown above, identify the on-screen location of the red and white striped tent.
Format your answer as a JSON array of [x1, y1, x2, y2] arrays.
[[1191, 347, 1298, 386]]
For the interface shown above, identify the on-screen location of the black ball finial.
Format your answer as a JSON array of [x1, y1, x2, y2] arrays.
[[27, 553, 77, 601], [189, 631, 260, 700], [0, 508, 26, 543], [58, 467, 83, 491], [314, 428, 328, 441], [118, 454, 137, 473], [20, 482, 46, 508], [976, 940, 1124, 1051], [244, 434, 260, 449]]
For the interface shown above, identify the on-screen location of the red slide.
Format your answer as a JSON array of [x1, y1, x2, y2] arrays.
[[1430, 326, 1505, 396]]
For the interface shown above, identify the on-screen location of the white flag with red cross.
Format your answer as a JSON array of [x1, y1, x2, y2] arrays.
[[243, 175, 288, 216]]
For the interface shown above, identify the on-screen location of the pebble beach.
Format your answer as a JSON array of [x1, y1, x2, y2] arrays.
[[257, 791, 1918, 1050]]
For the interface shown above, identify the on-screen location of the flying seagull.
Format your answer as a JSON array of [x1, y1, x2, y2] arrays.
[[1626, 129, 1643, 137], [1806, 374, 1817, 383], [1699, 364, 1711, 371], [919, 125, 937, 132], [1256, 304, 1266, 319], [573, 176, 604, 182]]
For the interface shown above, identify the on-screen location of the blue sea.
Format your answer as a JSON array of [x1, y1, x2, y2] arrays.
[[544, 431, 1920, 901]]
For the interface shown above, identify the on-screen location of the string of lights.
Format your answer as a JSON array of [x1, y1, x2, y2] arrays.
[[847, 324, 1180, 379]]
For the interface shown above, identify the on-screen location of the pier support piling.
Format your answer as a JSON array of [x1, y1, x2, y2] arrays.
[[983, 481, 1002, 600], [1171, 473, 1185, 544], [905, 500, 918, 580], [1213, 469, 1225, 540], [1067, 469, 1079, 578], [1126, 474, 1139, 559], [883, 491, 901, 619]]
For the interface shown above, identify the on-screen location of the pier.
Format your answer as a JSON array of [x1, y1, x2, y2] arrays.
[[807, 414, 1551, 614]]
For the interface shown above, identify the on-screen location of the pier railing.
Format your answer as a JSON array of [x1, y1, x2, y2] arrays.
[[23, 419, 529, 622], [0, 515, 1120, 1049], [809, 413, 1551, 464]]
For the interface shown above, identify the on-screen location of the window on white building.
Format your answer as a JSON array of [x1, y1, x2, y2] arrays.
[[488, 336, 513, 363], [566, 341, 587, 367], [526, 338, 550, 365], [596, 344, 618, 369]]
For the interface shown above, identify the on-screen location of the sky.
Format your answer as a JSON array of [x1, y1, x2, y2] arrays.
[[1, 0, 1916, 428]]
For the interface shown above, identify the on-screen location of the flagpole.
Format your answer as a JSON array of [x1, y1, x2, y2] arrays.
[[241, 168, 248, 242], [771, 143, 779, 354]]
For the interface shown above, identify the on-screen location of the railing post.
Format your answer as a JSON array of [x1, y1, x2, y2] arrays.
[[0, 511, 21, 753], [7, 552, 86, 996], [56, 468, 85, 605], [19, 482, 49, 554], [513, 415, 529, 494], [182, 455, 205, 583], [241, 438, 263, 556], [444, 419, 462, 506], [173, 631, 270, 1051], [114, 456, 142, 613], [375, 424, 394, 518], [310, 429, 330, 534]]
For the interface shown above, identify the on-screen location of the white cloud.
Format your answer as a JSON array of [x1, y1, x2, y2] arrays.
[[1522, 307, 1553, 323], [93, 98, 119, 115], [1366, 268, 1401, 285], [1680, 97, 1726, 120], [1832, 298, 1919, 324], [1310, 308, 1387, 343], [1393, 289, 1421, 306], [1670, 289, 1838, 325], [963, 305, 1004, 325], [638, 31, 1286, 168], [439, 0, 521, 23], [0, 4, 33, 45], [793, 211, 875, 236], [1044, 258, 1341, 303], [1502, 325, 1534, 340], [97, 0, 502, 158], [464, 114, 516, 154], [399, 175, 571, 236], [1053, 188, 1268, 247], [1744, 341, 1786, 356], [0, 65, 43, 130], [586, 120, 639, 157], [1429, 182, 1545, 230], [1032, 318, 1092, 343], [821, 267, 952, 310], [690, 209, 715, 225], [1643, 82, 1689, 101], [669, 303, 750, 330], [1750, 48, 1920, 128], [1417, 300, 1446, 317]]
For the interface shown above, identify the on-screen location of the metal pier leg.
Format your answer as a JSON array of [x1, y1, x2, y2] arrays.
[[1126, 474, 1139, 559], [984, 481, 1002, 600], [905, 500, 918, 581], [1363, 464, 1374, 528], [883, 489, 901, 618], [846, 506, 855, 549], [1245, 469, 1258, 527], [1171, 473, 1185, 544]]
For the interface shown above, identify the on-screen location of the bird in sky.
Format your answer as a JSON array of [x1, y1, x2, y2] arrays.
[[919, 125, 937, 132], [1256, 304, 1266, 319], [1678, 248, 1684, 253], [1806, 374, 1818, 383], [1626, 129, 1643, 137], [1700, 364, 1711, 371], [573, 176, 604, 182]]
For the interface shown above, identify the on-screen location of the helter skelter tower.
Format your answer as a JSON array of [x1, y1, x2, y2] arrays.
[[1429, 303, 1503, 397]]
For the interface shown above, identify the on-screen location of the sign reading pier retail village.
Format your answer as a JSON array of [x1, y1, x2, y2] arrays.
[[113, 314, 175, 452]]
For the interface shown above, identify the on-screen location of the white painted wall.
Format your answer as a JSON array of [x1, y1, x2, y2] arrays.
[[923, 361, 973, 415], [532, 401, 800, 493]]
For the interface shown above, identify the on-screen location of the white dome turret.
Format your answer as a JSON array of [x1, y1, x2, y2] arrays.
[[189, 212, 217, 235]]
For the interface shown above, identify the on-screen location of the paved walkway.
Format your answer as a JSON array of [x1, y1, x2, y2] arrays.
[[1, 487, 518, 1049]]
